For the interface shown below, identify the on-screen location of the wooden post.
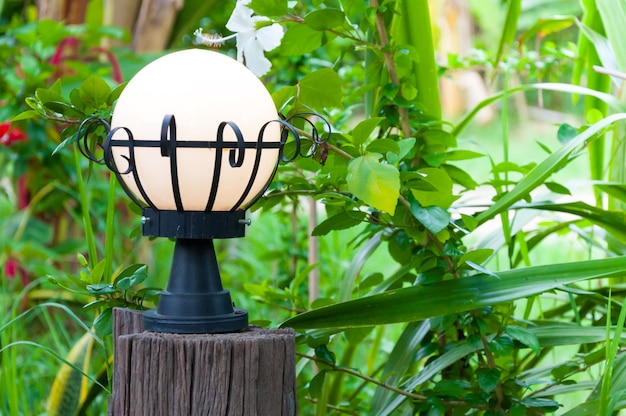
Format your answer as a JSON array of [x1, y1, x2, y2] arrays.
[[110, 308, 296, 416]]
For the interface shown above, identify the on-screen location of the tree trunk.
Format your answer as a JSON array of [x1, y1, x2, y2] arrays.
[[132, 0, 183, 52], [37, 0, 88, 23]]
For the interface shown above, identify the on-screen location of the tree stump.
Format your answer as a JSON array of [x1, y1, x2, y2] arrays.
[[110, 308, 296, 416]]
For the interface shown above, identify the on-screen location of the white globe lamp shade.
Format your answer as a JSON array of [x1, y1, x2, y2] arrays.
[[110, 49, 280, 212]]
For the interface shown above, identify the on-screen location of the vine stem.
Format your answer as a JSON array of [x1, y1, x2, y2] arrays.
[[370, 0, 413, 139], [298, 352, 425, 400], [474, 314, 504, 411], [284, 15, 370, 47], [304, 397, 359, 415], [299, 352, 492, 411]]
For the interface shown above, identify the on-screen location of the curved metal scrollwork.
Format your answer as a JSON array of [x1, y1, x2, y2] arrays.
[[279, 112, 331, 162], [76, 112, 331, 213], [77, 116, 111, 166]]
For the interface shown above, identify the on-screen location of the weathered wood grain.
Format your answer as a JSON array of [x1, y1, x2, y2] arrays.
[[111, 308, 296, 416]]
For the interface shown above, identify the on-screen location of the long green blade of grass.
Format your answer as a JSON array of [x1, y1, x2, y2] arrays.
[[376, 334, 495, 416], [0, 302, 104, 347], [282, 256, 626, 329], [476, 113, 626, 225], [369, 321, 431, 415], [73, 146, 98, 268], [596, 0, 626, 72], [0, 341, 109, 393], [493, 0, 522, 73], [600, 293, 626, 415], [453, 82, 625, 137]]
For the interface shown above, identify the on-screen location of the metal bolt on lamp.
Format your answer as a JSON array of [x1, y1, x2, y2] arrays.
[[78, 49, 328, 333]]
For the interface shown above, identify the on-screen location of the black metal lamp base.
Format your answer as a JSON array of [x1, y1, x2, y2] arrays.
[[143, 308, 248, 334], [143, 237, 248, 334]]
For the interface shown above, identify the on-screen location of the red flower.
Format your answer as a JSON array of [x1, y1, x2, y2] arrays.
[[0, 122, 27, 146]]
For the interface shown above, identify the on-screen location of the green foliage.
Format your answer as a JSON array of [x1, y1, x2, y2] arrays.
[[5, 0, 626, 414], [240, 0, 626, 414], [347, 154, 400, 214], [283, 256, 626, 328], [0, 6, 158, 415]]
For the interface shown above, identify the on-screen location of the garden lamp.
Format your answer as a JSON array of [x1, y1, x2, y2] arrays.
[[78, 49, 327, 333]]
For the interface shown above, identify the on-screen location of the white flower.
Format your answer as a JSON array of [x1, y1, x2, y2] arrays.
[[225, 0, 284, 77]]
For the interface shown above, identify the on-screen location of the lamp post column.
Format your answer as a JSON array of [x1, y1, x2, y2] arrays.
[[143, 238, 248, 333]]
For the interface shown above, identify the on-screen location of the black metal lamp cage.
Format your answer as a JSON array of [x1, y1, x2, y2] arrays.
[[78, 111, 328, 333]]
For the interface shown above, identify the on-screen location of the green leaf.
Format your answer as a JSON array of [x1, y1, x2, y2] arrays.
[[280, 24, 323, 55], [312, 211, 368, 236], [409, 202, 450, 235], [446, 150, 485, 161], [70, 89, 85, 111], [396, 137, 416, 159], [79, 76, 111, 110], [477, 368, 501, 393], [460, 214, 478, 232], [52, 132, 78, 156], [315, 345, 336, 365], [298, 68, 343, 109], [93, 308, 113, 337], [248, 0, 288, 16], [366, 139, 399, 155], [352, 117, 385, 146], [519, 16, 575, 47], [545, 182, 571, 195], [281, 256, 626, 329], [272, 85, 297, 110], [86, 283, 117, 295], [443, 164, 478, 190], [358, 273, 383, 291], [76, 253, 89, 268], [506, 325, 541, 355], [43, 102, 85, 119], [11, 110, 40, 121], [347, 154, 400, 214], [107, 82, 128, 106], [308, 371, 327, 399], [459, 248, 494, 266], [35, 87, 64, 104], [557, 123, 579, 144], [83, 299, 109, 312], [114, 264, 148, 290], [521, 397, 559, 411], [400, 82, 417, 101], [304, 8, 345, 30], [411, 167, 456, 209], [89, 260, 106, 284]]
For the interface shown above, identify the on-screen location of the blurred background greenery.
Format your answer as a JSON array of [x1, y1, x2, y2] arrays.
[[3, 0, 626, 415]]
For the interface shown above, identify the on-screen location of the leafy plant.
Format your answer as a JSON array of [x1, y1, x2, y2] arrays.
[[6, 0, 626, 414]]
